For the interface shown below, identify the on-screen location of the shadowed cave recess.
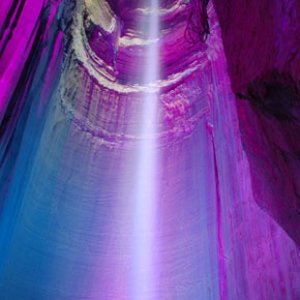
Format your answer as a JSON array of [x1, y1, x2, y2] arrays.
[[0, 0, 300, 299]]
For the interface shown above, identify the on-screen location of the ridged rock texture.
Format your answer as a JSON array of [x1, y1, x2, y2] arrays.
[[0, 0, 299, 299]]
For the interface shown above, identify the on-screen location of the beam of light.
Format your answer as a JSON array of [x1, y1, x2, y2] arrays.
[[131, 1, 160, 299]]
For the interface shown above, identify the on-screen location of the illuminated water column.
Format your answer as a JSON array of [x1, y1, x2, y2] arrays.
[[131, 1, 160, 299]]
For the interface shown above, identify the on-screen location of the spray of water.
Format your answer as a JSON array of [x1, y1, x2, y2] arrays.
[[131, 1, 160, 299]]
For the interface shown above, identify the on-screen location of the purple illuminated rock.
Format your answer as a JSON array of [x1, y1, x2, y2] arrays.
[[0, 1, 299, 299], [213, 0, 300, 246]]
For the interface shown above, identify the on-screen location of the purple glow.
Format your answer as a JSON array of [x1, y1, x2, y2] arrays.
[[131, 1, 159, 298], [0, 1, 300, 299]]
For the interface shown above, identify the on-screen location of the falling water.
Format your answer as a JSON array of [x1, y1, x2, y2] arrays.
[[131, 1, 160, 299]]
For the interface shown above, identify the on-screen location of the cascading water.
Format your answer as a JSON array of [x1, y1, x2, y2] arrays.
[[131, 1, 160, 299], [0, 1, 300, 299]]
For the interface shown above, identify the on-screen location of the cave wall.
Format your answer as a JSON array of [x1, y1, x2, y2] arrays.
[[0, 1, 300, 299], [213, 0, 300, 245]]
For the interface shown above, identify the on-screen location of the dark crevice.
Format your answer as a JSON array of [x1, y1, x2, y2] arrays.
[[237, 70, 300, 246], [185, 0, 210, 43], [237, 70, 300, 122], [0, 0, 26, 58]]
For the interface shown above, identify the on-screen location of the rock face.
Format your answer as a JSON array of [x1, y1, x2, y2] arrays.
[[0, 0, 299, 299], [213, 0, 300, 246]]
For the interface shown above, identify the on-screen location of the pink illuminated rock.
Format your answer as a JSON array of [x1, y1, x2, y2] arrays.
[[213, 0, 300, 246]]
